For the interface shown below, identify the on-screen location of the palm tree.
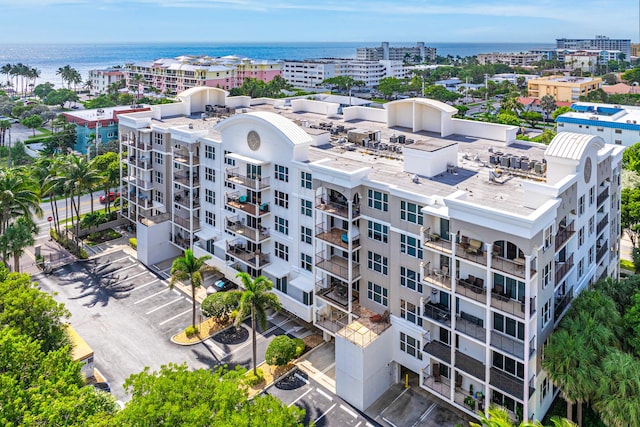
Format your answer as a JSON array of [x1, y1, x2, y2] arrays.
[[4, 216, 37, 272], [130, 74, 145, 100], [0, 120, 10, 147], [470, 405, 576, 427], [593, 350, 640, 427], [234, 272, 282, 375], [36, 157, 64, 234], [61, 155, 101, 245], [170, 249, 218, 329], [0, 167, 42, 235]]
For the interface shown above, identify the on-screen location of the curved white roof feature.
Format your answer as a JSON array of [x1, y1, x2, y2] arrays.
[[386, 97, 458, 114], [216, 111, 312, 146], [177, 86, 228, 99], [546, 132, 605, 160]]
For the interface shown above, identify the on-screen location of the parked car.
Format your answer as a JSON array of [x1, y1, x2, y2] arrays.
[[92, 382, 111, 393], [206, 278, 235, 294], [99, 191, 120, 203]]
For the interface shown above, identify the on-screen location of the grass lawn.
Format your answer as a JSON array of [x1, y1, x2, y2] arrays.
[[84, 228, 122, 246]]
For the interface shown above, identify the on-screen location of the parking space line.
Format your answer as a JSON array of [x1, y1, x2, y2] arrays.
[[113, 270, 147, 286], [316, 387, 333, 402], [159, 309, 191, 326], [130, 279, 160, 292], [112, 264, 139, 274], [412, 402, 437, 427], [289, 388, 313, 407], [103, 255, 133, 266], [146, 297, 184, 315], [134, 288, 169, 304], [340, 404, 358, 418], [224, 317, 293, 358], [379, 387, 410, 417], [314, 403, 337, 423]]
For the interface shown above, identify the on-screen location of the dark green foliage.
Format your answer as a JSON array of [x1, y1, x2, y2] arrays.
[[265, 335, 297, 367]]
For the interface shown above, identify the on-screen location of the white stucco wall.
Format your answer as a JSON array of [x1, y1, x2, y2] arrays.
[[291, 99, 340, 117], [343, 106, 386, 123], [403, 143, 458, 178], [451, 118, 517, 143], [137, 220, 180, 267]]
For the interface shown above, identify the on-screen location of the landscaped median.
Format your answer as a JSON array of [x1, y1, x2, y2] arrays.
[[170, 317, 231, 345]]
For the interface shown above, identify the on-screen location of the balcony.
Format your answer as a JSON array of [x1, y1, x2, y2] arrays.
[[491, 256, 535, 280], [422, 267, 452, 291], [489, 368, 525, 401], [124, 176, 153, 191], [170, 233, 190, 249], [455, 351, 486, 381], [315, 196, 360, 219], [422, 372, 451, 399], [174, 153, 200, 166], [225, 216, 269, 242], [315, 224, 360, 250], [227, 240, 271, 268], [423, 233, 453, 254], [597, 214, 609, 236], [490, 291, 534, 320], [555, 222, 575, 249], [423, 302, 451, 327], [555, 254, 574, 284], [456, 277, 487, 303], [315, 278, 357, 309], [175, 173, 200, 187], [174, 194, 201, 210], [490, 331, 524, 360], [456, 312, 486, 341], [315, 251, 360, 281], [123, 139, 152, 151], [423, 340, 451, 364], [456, 240, 487, 266], [225, 192, 270, 217], [225, 168, 271, 190], [597, 187, 609, 207], [174, 215, 200, 231], [554, 286, 574, 323], [135, 197, 153, 209], [127, 156, 152, 170], [596, 241, 609, 263]]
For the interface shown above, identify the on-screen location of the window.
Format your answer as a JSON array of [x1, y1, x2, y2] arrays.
[[275, 191, 289, 208], [401, 266, 422, 293], [492, 351, 524, 379], [400, 201, 424, 225], [274, 276, 287, 293], [224, 150, 235, 166], [542, 298, 551, 327], [205, 210, 215, 226], [205, 167, 215, 182], [544, 226, 552, 249], [578, 227, 584, 247], [615, 129, 622, 134], [275, 216, 289, 235], [589, 186, 595, 205], [578, 195, 585, 215], [367, 221, 388, 243], [542, 262, 552, 289], [493, 312, 524, 341], [301, 252, 313, 272], [300, 199, 312, 217], [154, 191, 164, 204], [401, 299, 422, 326], [300, 171, 312, 189], [205, 189, 215, 204], [400, 332, 422, 360], [274, 164, 289, 182], [367, 281, 388, 306], [155, 171, 163, 184], [578, 258, 584, 277], [542, 376, 549, 402], [401, 234, 423, 258], [368, 189, 388, 211], [205, 145, 215, 160], [589, 246, 595, 264], [301, 226, 312, 244], [589, 216, 594, 236], [275, 242, 289, 261], [302, 291, 313, 306], [155, 152, 163, 165], [367, 251, 388, 275]]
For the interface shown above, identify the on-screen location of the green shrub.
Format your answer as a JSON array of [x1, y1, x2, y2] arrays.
[[621, 258, 635, 272], [129, 238, 137, 249], [293, 338, 305, 358], [265, 335, 297, 366], [244, 368, 264, 386], [184, 326, 199, 337]]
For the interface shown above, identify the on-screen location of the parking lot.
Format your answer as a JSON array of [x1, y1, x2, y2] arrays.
[[266, 369, 376, 427]]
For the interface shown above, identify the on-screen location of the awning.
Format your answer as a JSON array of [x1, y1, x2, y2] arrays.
[[290, 275, 314, 293], [263, 261, 290, 278]]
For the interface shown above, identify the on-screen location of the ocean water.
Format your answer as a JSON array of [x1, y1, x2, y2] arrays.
[[0, 42, 554, 89]]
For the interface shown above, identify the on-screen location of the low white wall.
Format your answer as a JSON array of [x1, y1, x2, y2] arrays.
[[291, 99, 340, 117], [343, 106, 387, 123], [273, 290, 313, 322], [227, 96, 251, 109], [452, 118, 517, 143], [136, 220, 180, 267]]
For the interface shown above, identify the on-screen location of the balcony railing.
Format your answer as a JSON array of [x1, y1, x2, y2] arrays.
[[127, 156, 152, 170], [225, 216, 269, 242], [174, 195, 201, 210], [422, 371, 451, 399], [136, 197, 153, 209], [227, 239, 271, 268], [455, 351, 486, 381], [315, 251, 360, 281], [225, 192, 270, 217], [315, 224, 360, 250], [456, 242, 487, 266], [123, 140, 152, 151], [491, 256, 536, 280], [315, 278, 356, 309], [174, 173, 200, 187], [554, 286, 574, 323], [490, 331, 524, 360], [597, 187, 609, 207], [170, 233, 190, 249], [456, 278, 487, 303], [423, 302, 451, 327], [596, 241, 609, 263], [225, 169, 271, 190], [124, 176, 153, 190], [423, 340, 451, 364], [315, 197, 360, 219], [555, 222, 575, 249], [174, 153, 200, 166], [455, 314, 486, 341], [490, 291, 535, 320], [529, 336, 536, 358], [490, 368, 525, 401], [422, 268, 452, 291], [555, 254, 574, 284], [174, 215, 200, 231], [597, 214, 609, 236], [422, 232, 453, 254]]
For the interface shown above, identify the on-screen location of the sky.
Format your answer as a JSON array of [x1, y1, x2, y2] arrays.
[[0, 0, 637, 44]]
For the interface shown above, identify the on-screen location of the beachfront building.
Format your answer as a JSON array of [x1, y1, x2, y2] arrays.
[[116, 87, 623, 423], [476, 52, 543, 67], [556, 35, 631, 60], [62, 105, 150, 155], [125, 55, 282, 94], [527, 75, 603, 102], [87, 68, 126, 96], [357, 42, 437, 63], [282, 59, 406, 89], [556, 102, 640, 146]]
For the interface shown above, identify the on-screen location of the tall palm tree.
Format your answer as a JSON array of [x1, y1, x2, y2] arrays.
[[36, 157, 64, 235], [593, 350, 640, 427], [130, 74, 146, 100], [0, 167, 42, 235], [4, 216, 37, 272], [234, 272, 282, 376], [0, 120, 10, 147], [170, 249, 218, 329]]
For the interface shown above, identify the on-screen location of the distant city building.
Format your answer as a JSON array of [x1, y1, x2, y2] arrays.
[[563, 51, 600, 74], [489, 74, 539, 86], [557, 102, 640, 146], [527, 75, 603, 102], [631, 43, 640, 58], [282, 58, 406, 89], [476, 52, 543, 67], [555, 49, 622, 67], [556, 35, 631, 60], [88, 68, 126, 96], [62, 105, 150, 154], [125, 55, 282, 94], [357, 42, 437, 63]]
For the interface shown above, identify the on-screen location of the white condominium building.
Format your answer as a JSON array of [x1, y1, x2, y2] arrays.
[[476, 52, 543, 67], [117, 87, 622, 423], [557, 101, 640, 146], [357, 42, 437, 63]]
